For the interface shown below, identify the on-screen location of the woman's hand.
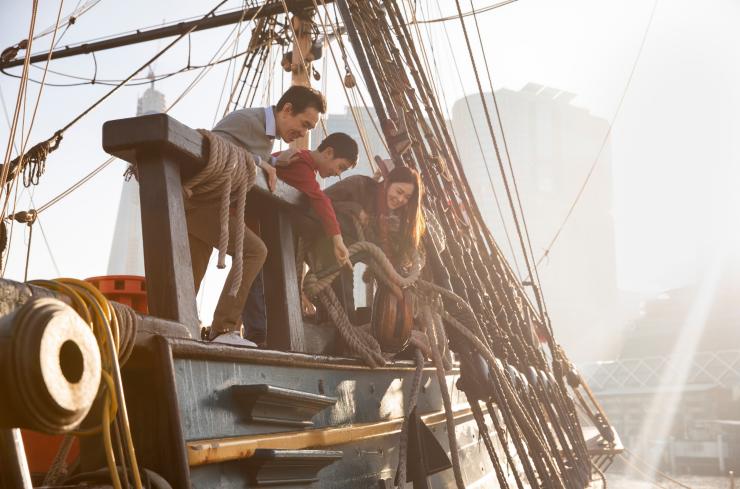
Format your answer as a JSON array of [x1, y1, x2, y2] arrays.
[[332, 234, 352, 270], [259, 160, 277, 192], [301, 292, 317, 318], [358, 209, 369, 227]]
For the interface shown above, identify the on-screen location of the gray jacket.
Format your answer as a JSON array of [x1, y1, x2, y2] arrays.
[[186, 107, 275, 241], [212, 106, 275, 161]]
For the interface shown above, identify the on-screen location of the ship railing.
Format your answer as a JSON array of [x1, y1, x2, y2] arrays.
[[102, 113, 309, 352]]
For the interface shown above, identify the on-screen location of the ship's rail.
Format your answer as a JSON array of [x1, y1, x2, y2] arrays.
[[102, 113, 311, 351], [579, 349, 740, 393]]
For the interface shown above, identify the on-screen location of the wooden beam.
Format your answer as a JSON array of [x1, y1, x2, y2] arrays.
[[136, 147, 199, 335], [103, 113, 315, 207], [261, 208, 305, 352], [0, 0, 333, 69], [187, 403, 478, 466]]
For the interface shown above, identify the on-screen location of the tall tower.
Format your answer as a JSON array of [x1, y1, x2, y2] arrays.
[[107, 69, 165, 275]]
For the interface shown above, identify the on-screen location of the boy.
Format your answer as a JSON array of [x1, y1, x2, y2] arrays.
[[243, 133, 359, 346]]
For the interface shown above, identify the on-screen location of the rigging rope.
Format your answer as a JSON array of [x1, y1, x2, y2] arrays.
[[464, 0, 554, 336], [1, 0, 39, 214], [451, 0, 546, 325], [0, 0, 230, 195], [536, 0, 660, 269], [327, 1, 602, 485], [409, 0, 518, 25], [312, 0, 381, 171], [425, 0, 523, 280]]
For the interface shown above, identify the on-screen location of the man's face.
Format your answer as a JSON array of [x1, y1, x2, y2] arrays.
[[276, 103, 320, 143]]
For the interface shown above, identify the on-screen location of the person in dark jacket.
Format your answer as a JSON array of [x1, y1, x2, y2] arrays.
[[303, 165, 425, 317]]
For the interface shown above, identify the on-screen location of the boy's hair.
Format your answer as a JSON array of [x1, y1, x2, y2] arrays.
[[276, 86, 327, 115], [317, 132, 359, 167]]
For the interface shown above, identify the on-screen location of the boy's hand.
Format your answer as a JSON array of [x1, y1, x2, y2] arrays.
[[332, 235, 352, 270], [259, 161, 277, 192]]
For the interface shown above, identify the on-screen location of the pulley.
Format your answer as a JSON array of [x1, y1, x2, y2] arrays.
[[371, 285, 413, 353], [343, 72, 356, 88], [0, 297, 101, 433]]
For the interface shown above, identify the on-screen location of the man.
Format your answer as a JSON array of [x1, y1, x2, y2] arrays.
[[243, 132, 359, 346], [186, 85, 326, 346]]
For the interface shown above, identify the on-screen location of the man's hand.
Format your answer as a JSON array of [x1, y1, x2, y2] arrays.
[[259, 161, 277, 192], [275, 148, 301, 167], [332, 234, 352, 270]]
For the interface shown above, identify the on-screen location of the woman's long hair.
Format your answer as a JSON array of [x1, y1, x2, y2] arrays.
[[378, 165, 425, 263]]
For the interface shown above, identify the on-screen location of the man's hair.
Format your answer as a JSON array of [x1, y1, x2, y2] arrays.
[[317, 132, 359, 167], [276, 86, 327, 115]]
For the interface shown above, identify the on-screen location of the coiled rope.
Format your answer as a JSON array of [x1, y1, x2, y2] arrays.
[[30, 278, 142, 489], [182, 129, 256, 296]]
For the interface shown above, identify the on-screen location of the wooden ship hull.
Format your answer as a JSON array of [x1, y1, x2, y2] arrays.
[[0, 113, 618, 488], [126, 337, 496, 488], [0, 1, 621, 487]]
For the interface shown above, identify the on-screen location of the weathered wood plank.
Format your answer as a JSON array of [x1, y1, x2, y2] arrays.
[[262, 209, 305, 352], [136, 148, 200, 336], [0, 429, 33, 489], [102, 113, 313, 206]]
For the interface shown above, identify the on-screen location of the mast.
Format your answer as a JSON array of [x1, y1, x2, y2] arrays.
[[288, 10, 315, 150]]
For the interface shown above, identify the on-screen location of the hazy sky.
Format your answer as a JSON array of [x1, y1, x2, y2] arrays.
[[1, 0, 738, 325]]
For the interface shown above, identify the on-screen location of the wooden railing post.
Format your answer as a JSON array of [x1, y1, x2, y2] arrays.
[[103, 114, 311, 348], [103, 114, 206, 338], [261, 208, 305, 352], [135, 148, 199, 335]]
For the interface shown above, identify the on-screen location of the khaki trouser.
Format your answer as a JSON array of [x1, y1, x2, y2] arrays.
[[186, 204, 267, 334]]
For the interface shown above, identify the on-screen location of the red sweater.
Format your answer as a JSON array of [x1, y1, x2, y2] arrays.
[[276, 150, 340, 236]]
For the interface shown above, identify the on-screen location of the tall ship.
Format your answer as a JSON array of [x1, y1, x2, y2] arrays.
[[0, 1, 620, 487]]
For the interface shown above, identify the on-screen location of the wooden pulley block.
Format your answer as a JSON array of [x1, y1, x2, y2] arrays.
[[371, 285, 414, 353], [343, 72, 356, 88], [0, 297, 101, 433]]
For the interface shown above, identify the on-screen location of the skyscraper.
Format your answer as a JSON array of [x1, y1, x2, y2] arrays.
[[107, 73, 165, 275], [451, 83, 618, 360]]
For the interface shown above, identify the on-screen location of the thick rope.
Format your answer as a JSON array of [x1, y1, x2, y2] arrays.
[[42, 433, 75, 486], [394, 347, 425, 488], [303, 241, 422, 299], [312, 282, 386, 368], [302, 240, 422, 367], [110, 301, 138, 365], [427, 319, 466, 489], [183, 129, 256, 296]]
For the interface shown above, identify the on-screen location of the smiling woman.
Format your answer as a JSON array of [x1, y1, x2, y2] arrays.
[[325, 165, 425, 268]]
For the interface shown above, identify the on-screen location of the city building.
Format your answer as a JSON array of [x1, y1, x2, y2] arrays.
[[107, 71, 165, 275], [450, 83, 618, 361]]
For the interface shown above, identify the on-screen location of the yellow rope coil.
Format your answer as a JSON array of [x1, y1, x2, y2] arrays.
[[30, 278, 142, 489]]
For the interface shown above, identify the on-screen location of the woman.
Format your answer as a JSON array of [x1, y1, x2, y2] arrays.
[[303, 165, 425, 316], [332, 166, 424, 264]]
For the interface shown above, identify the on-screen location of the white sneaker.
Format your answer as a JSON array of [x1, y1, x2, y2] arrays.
[[209, 331, 258, 348]]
